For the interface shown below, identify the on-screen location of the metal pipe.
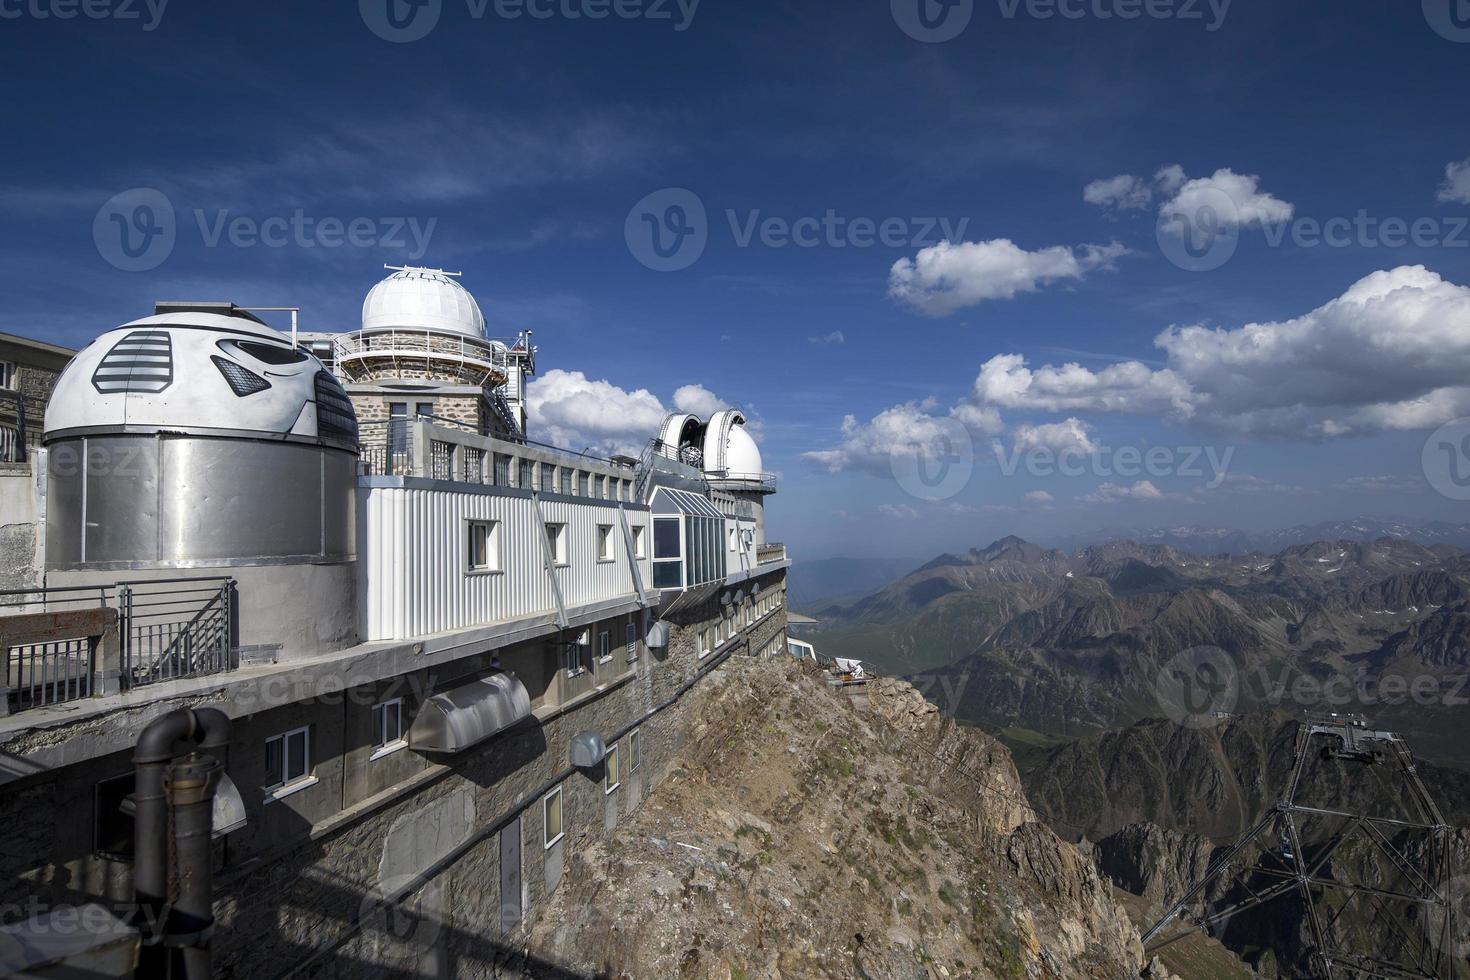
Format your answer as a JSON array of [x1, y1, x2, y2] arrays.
[[167, 752, 223, 980]]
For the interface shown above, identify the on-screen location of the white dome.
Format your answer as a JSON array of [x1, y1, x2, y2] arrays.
[[722, 424, 764, 478], [362, 267, 486, 337], [44, 312, 357, 449], [701, 410, 764, 479]]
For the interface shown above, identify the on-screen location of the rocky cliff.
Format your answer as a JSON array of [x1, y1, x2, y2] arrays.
[[521, 658, 1146, 979]]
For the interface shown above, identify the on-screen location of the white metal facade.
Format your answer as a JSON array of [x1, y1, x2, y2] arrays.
[[358, 483, 653, 641]]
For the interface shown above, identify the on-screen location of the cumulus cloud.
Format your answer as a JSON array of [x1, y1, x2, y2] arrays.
[[1009, 418, 1098, 455], [1023, 490, 1054, 505], [971, 265, 1470, 439], [888, 238, 1127, 317], [878, 503, 920, 520], [527, 371, 733, 455], [1083, 174, 1152, 211], [1438, 157, 1470, 204], [1337, 475, 1426, 494], [809, 331, 846, 345], [802, 401, 991, 476], [672, 383, 730, 417], [1081, 480, 1166, 504], [1083, 164, 1292, 232]]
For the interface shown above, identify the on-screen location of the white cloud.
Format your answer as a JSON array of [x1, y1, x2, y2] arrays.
[[1010, 417, 1098, 455], [1214, 474, 1316, 496], [1023, 489, 1055, 505], [1083, 174, 1152, 211], [803, 401, 986, 475], [528, 372, 735, 456], [672, 384, 730, 417], [1082, 164, 1292, 232], [1158, 167, 1294, 230], [1082, 480, 1166, 504], [888, 238, 1127, 317], [1337, 475, 1426, 494], [878, 503, 920, 520], [972, 266, 1470, 439], [809, 330, 846, 345], [1438, 157, 1470, 204]]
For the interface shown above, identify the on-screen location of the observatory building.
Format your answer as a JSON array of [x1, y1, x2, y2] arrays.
[[0, 266, 792, 978]]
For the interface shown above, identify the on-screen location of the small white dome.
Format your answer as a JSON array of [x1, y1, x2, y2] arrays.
[[362, 267, 486, 337], [722, 424, 763, 478], [702, 410, 764, 479]]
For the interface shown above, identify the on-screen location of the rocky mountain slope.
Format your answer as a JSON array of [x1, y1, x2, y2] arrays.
[[521, 659, 1148, 979], [810, 536, 1470, 766]]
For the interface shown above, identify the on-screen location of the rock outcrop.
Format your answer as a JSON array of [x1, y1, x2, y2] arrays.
[[523, 658, 1145, 978]]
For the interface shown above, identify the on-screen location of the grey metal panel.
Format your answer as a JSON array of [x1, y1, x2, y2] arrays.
[[83, 435, 160, 562], [498, 817, 521, 936], [646, 621, 669, 650], [407, 673, 533, 754], [569, 731, 607, 769], [44, 434, 355, 568]]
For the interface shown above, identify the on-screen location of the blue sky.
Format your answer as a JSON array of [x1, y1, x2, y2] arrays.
[[3, 0, 1470, 559]]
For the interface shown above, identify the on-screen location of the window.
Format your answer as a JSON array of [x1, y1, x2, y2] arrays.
[[543, 787, 564, 848], [519, 459, 534, 489], [630, 729, 642, 772], [468, 520, 499, 571], [605, 743, 621, 794], [577, 471, 590, 496], [744, 603, 753, 628], [626, 621, 638, 661], [632, 525, 646, 559], [561, 634, 587, 676], [559, 467, 572, 495], [545, 523, 567, 565], [493, 453, 511, 486], [594, 474, 606, 499], [0, 362, 14, 390], [597, 524, 615, 562], [371, 699, 405, 757], [264, 726, 311, 795], [415, 401, 434, 418], [597, 630, 612, 663], [729, 528, 738, 552], [653, 517, 683, 589], [540, 464, 554, 493], [699, 627, 711, 658]]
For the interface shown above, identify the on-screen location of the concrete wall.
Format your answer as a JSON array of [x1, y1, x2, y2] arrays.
[[0, 462, 40, 592], [0, 567, 789, 980]]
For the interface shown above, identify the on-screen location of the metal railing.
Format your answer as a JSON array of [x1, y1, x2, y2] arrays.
[[333, 329, 511, 383], [119, 578, 235, 688], [5, 637, 94, 711]]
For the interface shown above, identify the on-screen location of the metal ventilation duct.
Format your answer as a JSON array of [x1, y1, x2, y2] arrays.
[[646, 621, 670, 650], [569, 731, 608, 769], [407, 673, 533, 754]]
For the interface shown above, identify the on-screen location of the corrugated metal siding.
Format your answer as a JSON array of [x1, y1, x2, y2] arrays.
[[362, 486, 653, 641]]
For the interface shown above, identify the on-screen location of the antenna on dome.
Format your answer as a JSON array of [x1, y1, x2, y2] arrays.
[[383, 263, 463, 277]]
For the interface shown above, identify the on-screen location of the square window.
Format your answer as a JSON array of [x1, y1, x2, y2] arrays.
[[264, 726, 311, 794], [543, 787, 564, 848], [468, 520, 499, 571], [605, 743, 621, 794], [630, 729, 642, 772], [597, 524, 615, 562], [372, 698, 404, 750], [546, 523, 568, 565]]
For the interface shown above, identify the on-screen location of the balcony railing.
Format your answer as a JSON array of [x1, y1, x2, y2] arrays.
[[333, 329, 510, 386], [0, 578, 236, 715], [757, 543, 787, 564]]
